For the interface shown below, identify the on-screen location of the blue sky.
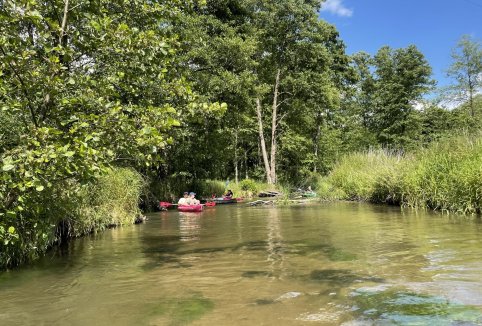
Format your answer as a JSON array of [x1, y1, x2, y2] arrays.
[[319, 0, 482, 89]]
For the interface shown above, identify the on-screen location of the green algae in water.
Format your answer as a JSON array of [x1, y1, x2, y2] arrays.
[[147, 293, 214, 325], [351, 288, 482, 325], [325, 247, 358, 261]]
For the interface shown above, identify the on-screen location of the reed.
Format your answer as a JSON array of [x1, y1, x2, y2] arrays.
[[320, 149, 402, 203], [320, 135, 482, 215], [399, 135, 482, 214]]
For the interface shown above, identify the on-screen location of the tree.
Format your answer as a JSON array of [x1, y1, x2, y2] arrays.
[[163, 0, 256, 184], [0, 0, 224, 266], [251, 0, 350, 184], [446, 35, 482, 117], [371, 45, 434, 148], [168, 0, 352, 185]]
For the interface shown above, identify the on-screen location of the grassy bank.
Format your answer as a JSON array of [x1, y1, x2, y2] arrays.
[[149, 178, 281, 204], [0, 167, 144, 269], [318, 135, 482, 215]]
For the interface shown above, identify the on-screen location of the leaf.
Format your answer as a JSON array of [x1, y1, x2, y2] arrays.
[[36, 185, 45, 192], [8, 226, 15, 234], [2, 164, 14, 172]]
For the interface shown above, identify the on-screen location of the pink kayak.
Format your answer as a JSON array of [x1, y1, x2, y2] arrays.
[[178, 204, 203, 212]]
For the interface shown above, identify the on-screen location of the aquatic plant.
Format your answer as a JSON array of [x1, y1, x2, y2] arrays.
[[351, 287, 482, 325], [147, 293, 214, 325]]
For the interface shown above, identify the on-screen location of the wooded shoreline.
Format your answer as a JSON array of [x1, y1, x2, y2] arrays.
[[1, 1, 481, 269]]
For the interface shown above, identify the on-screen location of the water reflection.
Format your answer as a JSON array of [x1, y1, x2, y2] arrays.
[[266, 208, 284, 278], [179, 212, 201, 242]]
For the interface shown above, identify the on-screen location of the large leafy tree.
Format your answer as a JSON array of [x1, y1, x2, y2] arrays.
[[250, 0, 351, 184], [167, 0, 352, 185], [0, 0, 224, 264], [371, 45, 434, 148], [162, 0, 254, 183]]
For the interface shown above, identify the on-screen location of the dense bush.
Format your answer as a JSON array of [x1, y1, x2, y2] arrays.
[[399, 136, 482, 214], [239, 179, 258, 193]]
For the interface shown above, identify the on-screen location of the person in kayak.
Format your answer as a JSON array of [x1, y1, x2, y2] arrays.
[[187, 192, 200, 205], [178, 192, 189, 205], [224, 189, 234, 199]]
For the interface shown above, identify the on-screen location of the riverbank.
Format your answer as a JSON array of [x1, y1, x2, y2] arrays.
[[317, 135, 482, 215], [0, 167, 144, 270]]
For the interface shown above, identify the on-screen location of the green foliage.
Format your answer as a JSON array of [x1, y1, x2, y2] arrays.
[[0, 0, 227, 268], [399, 135, 482, 214], [324, 150, 402, 202], [445, 35, 482, 117], [0, 167, 144, 269], [371, 45, 435, 148], [239, 179, 258, 193], [71, 168, 145, 236], [321, 135, 482, 214]]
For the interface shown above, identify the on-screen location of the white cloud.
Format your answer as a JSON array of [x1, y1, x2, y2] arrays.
[[320, 0, 353, 17]]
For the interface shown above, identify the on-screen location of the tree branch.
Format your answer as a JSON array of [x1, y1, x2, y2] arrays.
[[59, 0, 70, 46]]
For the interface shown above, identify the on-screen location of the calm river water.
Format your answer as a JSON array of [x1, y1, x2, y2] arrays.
[[1, 203, 482, 325]]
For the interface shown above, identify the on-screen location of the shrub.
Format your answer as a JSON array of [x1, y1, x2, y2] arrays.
[[0, 167, 144, 269], [239, 179, 258, 193]]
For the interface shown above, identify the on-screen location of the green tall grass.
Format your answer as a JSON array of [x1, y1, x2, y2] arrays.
[[69, 167, 145, 236], [1, 167, 145, 269], [319, 150, 402, 203], [320, 135, 482, 215], [399, 136, 482, 214], [151, 177, 277, 201]]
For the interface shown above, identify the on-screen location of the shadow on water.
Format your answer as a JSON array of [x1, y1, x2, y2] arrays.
[[241, 270, 272, 278], [308, 269, 385, 285], [231, 240, 269, 252], [140, 235, 359, 272], [290, 242, 358, 261], [141, 239, 273, 271], [349, 287, 482, 325]]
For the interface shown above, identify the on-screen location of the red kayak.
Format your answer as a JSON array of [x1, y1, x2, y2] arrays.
[[178, 204, 203, 212]]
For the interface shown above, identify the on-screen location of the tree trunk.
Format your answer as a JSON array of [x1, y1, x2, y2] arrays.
[[269, 69, 281, 184], [313, 115, 321, 173], [469, 77, 474, 117], [245, 150, 249, 180], [234, 129, 239, 184], [256, 97, 272, 184], [59, 0, 70, 47]]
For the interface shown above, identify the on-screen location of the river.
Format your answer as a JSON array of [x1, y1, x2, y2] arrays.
[[1, 202, 482, 325]]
